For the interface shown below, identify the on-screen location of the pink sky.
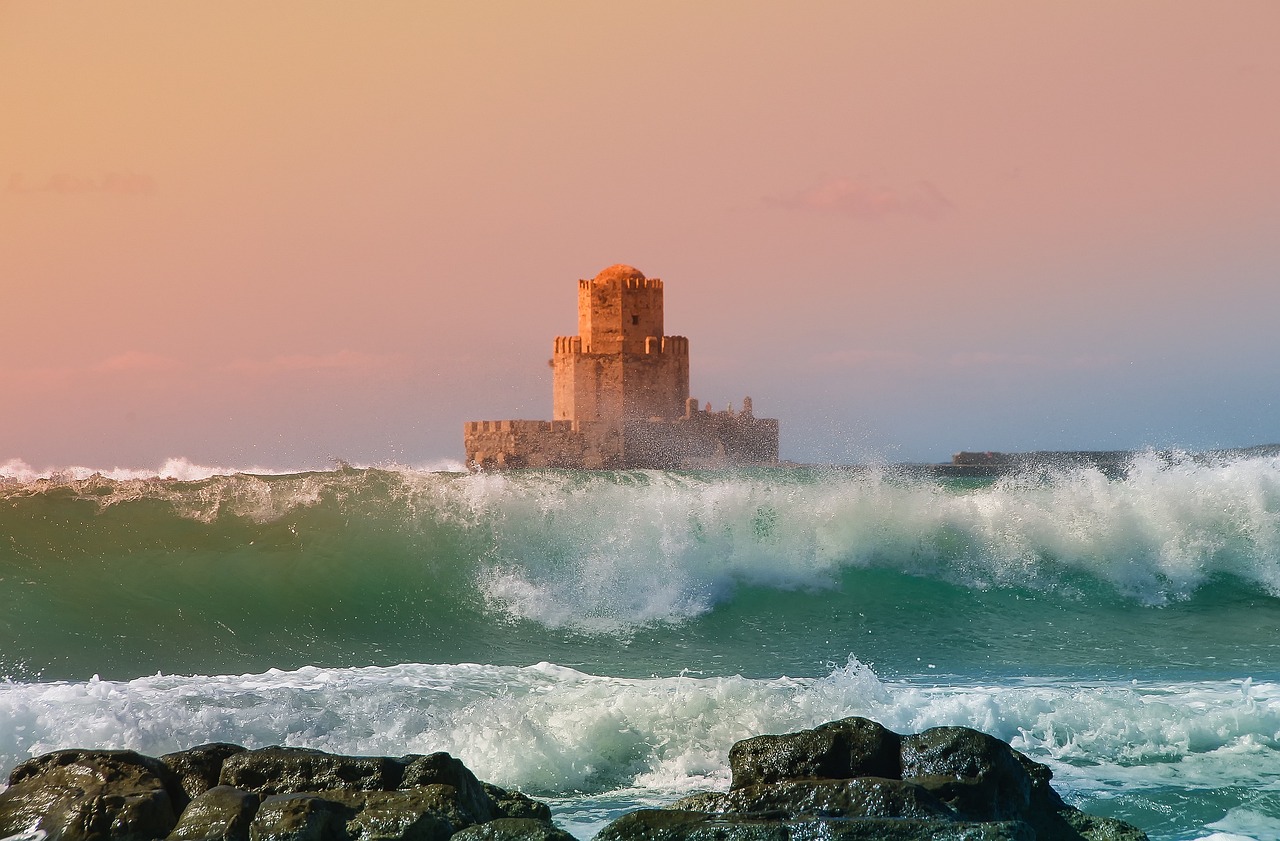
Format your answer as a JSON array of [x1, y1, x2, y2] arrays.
[[3, 1, 1278, 469]]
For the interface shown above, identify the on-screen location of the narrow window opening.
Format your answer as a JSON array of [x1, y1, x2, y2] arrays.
[[631, 314, 640, 325]]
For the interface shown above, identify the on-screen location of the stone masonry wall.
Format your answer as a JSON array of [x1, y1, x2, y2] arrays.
[[553, 338, 689, 425], [623, 410, 780, 469], [464, 420, 621, 469]]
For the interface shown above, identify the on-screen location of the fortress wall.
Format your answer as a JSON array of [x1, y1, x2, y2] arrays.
[[622, 412, 780, 469], [466, 412, 777, 471], [552, 347, 621, 425], [551, 338, 582, 422], [666, 337, 691, 409], [724, 417, 780, 465], [555, 335, 689, 425], [464, 420, 618, 469], [620, 348, 688, 421], [591, 355, 624, 425]]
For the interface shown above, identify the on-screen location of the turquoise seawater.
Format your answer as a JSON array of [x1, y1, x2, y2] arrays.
[[3, 456, 1280, 839]]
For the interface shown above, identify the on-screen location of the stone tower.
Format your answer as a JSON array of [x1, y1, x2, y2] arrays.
[[552, 264, 690, 427], [464, 265, 778, 469]]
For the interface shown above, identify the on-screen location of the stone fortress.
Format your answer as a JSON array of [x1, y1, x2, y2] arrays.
[[465, 264, 779, 469]]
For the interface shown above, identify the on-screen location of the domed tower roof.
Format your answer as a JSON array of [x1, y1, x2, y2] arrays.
[[594, 264, 646, 283]]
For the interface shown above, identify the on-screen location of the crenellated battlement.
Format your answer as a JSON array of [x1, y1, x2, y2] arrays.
[[553, 336, 583, 354], [682, 395, 761, 421], [579, 275, 663, 291], [639, 335, 689, 355], [464, 419, 574, 435]]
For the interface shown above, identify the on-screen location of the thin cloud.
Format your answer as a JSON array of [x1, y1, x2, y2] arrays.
[[0, 352, 182, 388], [91, 352, 184, 373], [767, 178, 954, 220], [218, 350, 411, 379], [1, 350, 410, 394]]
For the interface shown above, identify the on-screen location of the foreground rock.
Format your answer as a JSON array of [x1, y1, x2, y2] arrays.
[[0, 750, 180, 841], [598, 717, 1147, 841], [0, 720, 1149, 841], [0, 745, 566, 841]]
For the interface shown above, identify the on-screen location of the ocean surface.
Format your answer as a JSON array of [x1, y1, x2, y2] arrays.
[[3, 454, 1280, 840]]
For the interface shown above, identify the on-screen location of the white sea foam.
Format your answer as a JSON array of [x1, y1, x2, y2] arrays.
[[2, 659, 1277, 810], [0, 456, 470, 484], [462, 456, 1280, 629], [0, 457, 299, 482]]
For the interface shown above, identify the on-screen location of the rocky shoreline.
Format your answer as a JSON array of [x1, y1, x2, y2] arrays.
[[0, 718, 1147, 841]]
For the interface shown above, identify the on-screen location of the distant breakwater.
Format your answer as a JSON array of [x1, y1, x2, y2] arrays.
[[780, 443, 1280, 479]]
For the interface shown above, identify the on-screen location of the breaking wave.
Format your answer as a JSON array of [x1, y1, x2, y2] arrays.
[[3, 453, 1280, 681]]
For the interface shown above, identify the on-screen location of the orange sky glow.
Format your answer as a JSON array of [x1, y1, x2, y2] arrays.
[[3, 1, 1278, 469]]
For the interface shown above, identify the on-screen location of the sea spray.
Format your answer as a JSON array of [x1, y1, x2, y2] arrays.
[[2, 659, 1277, 838]]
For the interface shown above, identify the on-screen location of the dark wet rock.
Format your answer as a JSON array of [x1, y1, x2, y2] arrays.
[[1012, 750, 1066, 813], [479, 785, 552, 823], [900, 727, 1034, 821], [221, 748, 405, 796], [245, 787, 489, 841], [1046, 808, 1149, 841], [163, 745, 250, 804], [728, 716, 900, 789], [595, 809, 1036, 841], [324, 790, 457, 841], [450, 818, 576, 841], [399, 754, 495, 823], [0, 749, 180, 841], [249, 794, 354, 841], [7, 749, 179, 794], [167, 786, 260, 841], [600, 718, 1148, 841], [335, 785, 492, 834], [2, 746, 559, 841], [674, 777, 957, 821]]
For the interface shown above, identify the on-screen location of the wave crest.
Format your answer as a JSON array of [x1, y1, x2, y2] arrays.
[[4, 456, 1280, 637], [465, 456, 1280, 630]]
